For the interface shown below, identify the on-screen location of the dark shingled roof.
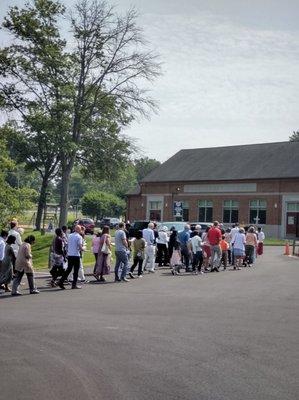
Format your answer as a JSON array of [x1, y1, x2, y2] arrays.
[[126, 184, 141, 195], [141, 141, 299, 183]]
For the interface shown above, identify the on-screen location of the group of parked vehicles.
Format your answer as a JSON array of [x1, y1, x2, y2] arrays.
[[70, 218, 211, 236], [70, 217, 121, 234], [128, 220, 212, 238]]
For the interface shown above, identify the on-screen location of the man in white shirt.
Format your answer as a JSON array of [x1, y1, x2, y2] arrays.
[[156, 226, 169, 266], [142, 222, 155, 273], [8, 221, 22, 257], [58, 225, 83, 290], [257, 227, 265, 255], [230, 223, 239, 265], [190, 230, 203, 274]]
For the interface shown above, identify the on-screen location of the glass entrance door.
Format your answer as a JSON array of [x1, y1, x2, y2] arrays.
[[286, 212, 299, 237]]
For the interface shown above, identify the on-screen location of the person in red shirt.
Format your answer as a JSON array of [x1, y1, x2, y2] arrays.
[[207, 221, 222, 272]]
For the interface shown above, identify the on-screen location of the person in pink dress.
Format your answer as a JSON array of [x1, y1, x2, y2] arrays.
[[94, 226, 111, 282], [91, 232, 102, 274]]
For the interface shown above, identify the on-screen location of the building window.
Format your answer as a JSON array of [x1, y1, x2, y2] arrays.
[[287, 203, 299, 212], [198, 200, 213, 222], [223, 200, 239, 223], [149, 201, 162, 221], [249, 200, 266, 224]]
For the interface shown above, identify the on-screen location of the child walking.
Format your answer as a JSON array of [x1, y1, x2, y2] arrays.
[[170, 240, 182, 275], [220, 235, 229, 270]]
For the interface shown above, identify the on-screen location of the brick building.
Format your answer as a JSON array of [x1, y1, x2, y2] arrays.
[[127, 142, 299, 238]]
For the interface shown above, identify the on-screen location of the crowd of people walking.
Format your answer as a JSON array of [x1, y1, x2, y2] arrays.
[[0, 219, 266, 296]]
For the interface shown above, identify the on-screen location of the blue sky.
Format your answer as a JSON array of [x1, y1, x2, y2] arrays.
[[1, 0, 298, 161]]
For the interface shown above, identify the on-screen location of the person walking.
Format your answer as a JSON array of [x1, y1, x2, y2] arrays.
[[220, 235, 229, 270], [94, 226, 112, 282], [8, 221, 22, 257], [224, 228, 232, 264], [142, 222, 156, 273], [231, 228, 246, 270], [61, 225, 69, 250], [168, 227, 177, 261], [190, 230, 203, 274], [114, 222, 130, 282], [0, 235, 16, 292], [11, 235, 39, 296], [49, 228, 67, 286], [156, 226, 169, 267], [129, 230, 146, 278], [202, 226, 211, 272], [178, 224, 191, 272], [207, 221, 222, 272], [58, 225, 83, 290], [245, 226, 258, 266], [230, 223, 239, 265], [92, 231, 102, 274], [0, 230, 8, 263], [170, 240, 182, 275], [257, 227, 265, 255]]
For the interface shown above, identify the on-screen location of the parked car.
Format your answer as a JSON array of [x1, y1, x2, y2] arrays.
[[190, 222, 212, 232], [157, 221, 186, 233], [98, 217, 121, 229], [157, 221, 212, 236], [71, 218, 95, 234], [128, 220, 150, 238]]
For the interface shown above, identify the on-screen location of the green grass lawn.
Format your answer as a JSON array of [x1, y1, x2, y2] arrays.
[[264, 238, 285, 246], [25, 230, 98, 271]]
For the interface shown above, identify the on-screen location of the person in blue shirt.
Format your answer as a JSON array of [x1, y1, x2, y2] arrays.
[[178, 224, 191, 272]]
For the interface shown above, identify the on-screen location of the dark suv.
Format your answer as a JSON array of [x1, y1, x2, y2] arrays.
[[71, 218, 95, 234], [128, 220, 150, 238], [99, 218, 120, 229]]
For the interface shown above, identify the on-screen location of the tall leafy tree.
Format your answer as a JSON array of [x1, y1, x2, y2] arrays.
[[81, 190, 125, 219], [0, 0, 160, 227], [134, 157, 161, 182], [289, 130, 299, 142], [0, 132, 35, 228], [94, 161, 138, 198], [0, 0, 70, 228], [4, 120, 60, 230]]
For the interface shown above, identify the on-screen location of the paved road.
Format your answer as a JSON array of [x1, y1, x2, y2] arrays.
[[1, 247, 298, 400]]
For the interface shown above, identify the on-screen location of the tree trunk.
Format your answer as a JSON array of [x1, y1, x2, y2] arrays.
[[35, 176, 48, 230], [59, 161, 73, 227]]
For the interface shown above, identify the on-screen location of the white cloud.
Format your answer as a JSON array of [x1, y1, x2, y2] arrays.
[[126, 11, 299, 160]]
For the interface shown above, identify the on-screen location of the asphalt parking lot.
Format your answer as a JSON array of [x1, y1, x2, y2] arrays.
[[1, 247, 298, 400]]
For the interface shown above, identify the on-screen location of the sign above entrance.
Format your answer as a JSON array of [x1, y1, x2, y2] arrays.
[[173, 201, 183, 217], [184, 183, 257, 193]]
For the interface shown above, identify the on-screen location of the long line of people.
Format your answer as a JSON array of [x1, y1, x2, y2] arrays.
[[0, 219, 265, 296], [152, 221, 265, 275]]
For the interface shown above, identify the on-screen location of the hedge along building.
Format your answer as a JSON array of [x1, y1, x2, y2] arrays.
[[127, 142, 299, 238]]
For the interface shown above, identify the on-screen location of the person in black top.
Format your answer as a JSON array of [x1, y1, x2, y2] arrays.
[[50, 228, 66, 286]]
